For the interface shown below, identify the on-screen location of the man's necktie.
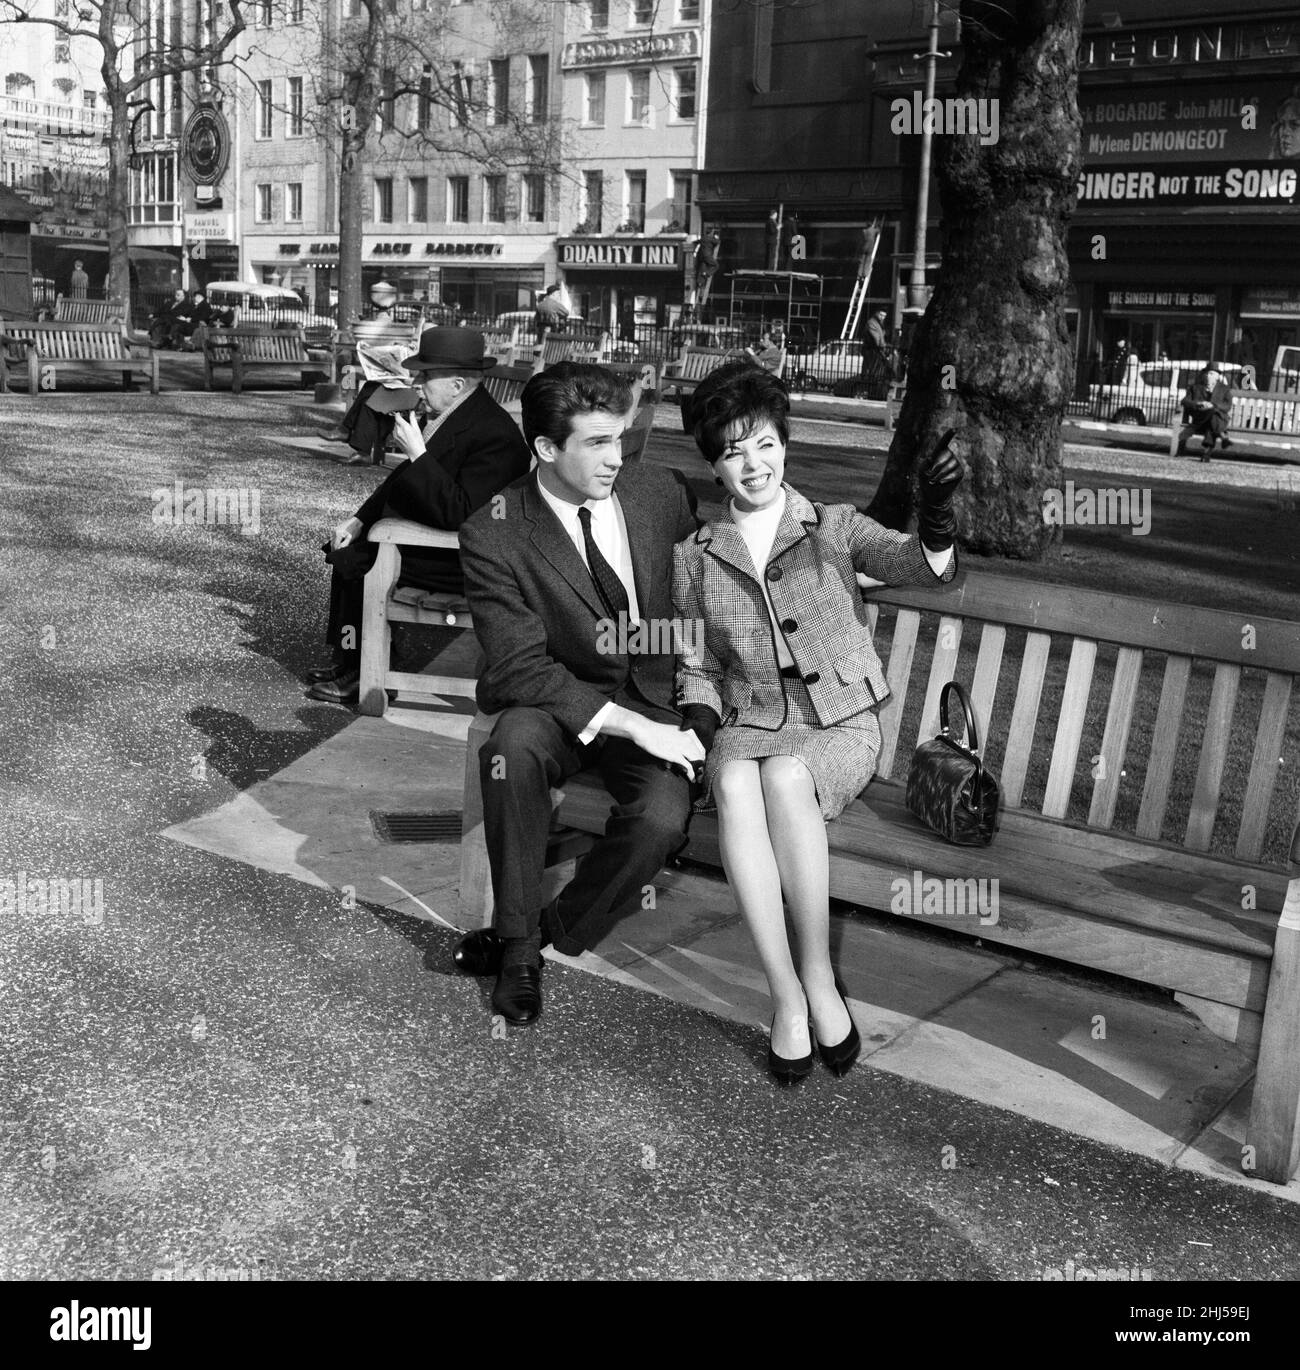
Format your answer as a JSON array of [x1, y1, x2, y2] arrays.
[[578, 506, 630, 620]]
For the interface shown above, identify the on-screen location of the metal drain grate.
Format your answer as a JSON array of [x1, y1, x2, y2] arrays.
[[370, 810, 463, 843]]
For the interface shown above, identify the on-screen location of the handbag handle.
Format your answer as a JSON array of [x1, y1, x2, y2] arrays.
[[939, 680, 981, 755]]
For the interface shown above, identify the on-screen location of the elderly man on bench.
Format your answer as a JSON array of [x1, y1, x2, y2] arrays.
[[307, 327, 531, 705], [1175, 365, 1233, 460]]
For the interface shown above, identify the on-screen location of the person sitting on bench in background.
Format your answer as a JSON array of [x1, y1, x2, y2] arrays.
[[306, 327, 531, 705], [1176, 365, 1233, 460]]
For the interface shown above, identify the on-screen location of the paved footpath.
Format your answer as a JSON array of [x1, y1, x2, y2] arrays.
[[1, 391, 1298, 1316]]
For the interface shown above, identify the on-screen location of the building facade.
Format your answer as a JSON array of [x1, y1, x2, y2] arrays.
[[555, 0, 707, 336]]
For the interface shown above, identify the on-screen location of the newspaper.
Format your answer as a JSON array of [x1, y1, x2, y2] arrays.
[[356, 340, 416, 388]]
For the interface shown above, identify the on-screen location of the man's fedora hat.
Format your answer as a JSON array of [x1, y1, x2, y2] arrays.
[[403, 326, 498, 375]]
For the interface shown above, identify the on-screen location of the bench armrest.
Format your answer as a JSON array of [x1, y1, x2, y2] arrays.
[[366, 518, 459, 550]]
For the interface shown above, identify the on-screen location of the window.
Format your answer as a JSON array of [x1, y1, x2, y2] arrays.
[[673, 66, 696, 120], [375, 176, 393, 223], [671, 171, 693, 229], [625, 171, 646, 231], [583, 169, 603, 231], [447, 175, 469, 223], [587, 0, 609, 27], [583, 72, 605, 125], [409, 176, 429, 222], [417, 68, 432, 131], [129, 151, 177, 224], [452, 65, 473, 127], [678, 0, 700, 20], [82, 91, 97, 110], [628, 70, 650, 125], [380, 69, 396, 132], [287, 76, 304, 137], [290, 0, 304, 20], [484, 175, 506, 223], [255, 79, 272, 139], [255, 182, 272, 222], [286, 182, 303, 222], [255, 0, 271, 26], [527, 55, 548, 124], [488, 58, 509, 125], [631, 0, 653, 24], [524, 173, 545, 223]]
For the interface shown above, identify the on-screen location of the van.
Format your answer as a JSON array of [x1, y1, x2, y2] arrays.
[[205, 281, 334, 331]]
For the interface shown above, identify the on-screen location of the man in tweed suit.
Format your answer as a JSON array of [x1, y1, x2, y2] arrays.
[[451, 363, 710, 1025]]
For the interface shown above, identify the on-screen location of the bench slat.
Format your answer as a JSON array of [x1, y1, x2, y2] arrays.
[[1001, 631, 1051, 807], [917, 615, 963, 749], [1136, 654, 1192, 839], [1043, 638, 1098, 818], [875, 608, 920, 780], [1236, 672, 1294, 863], [1088, 645, 1144, 828], [882, 571, 1300, 673], [969, 623, 1006, 752], [1185, 662, 1242, 850]]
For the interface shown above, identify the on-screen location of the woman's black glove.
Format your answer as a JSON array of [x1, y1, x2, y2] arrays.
[[917, 428, 964, 553], [678, 705, 719, 754]]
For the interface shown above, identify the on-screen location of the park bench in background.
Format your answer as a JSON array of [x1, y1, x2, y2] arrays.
[[481, 364, 534, 409], [482, 324, 522, 367], [532, 328, 609, 373], [458, 569, 1300, 1184], [52, 297, 128, 327], [1167, 391, 1300, 454], [660, 345, 743, 403], [357, 523, 477, 719], [202, 325, 315, 393], [0, 318, 158, 395]]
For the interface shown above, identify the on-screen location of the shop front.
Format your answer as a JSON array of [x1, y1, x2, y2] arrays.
[[557, 235, 688, 338], [1070, 53, 1300, 390]]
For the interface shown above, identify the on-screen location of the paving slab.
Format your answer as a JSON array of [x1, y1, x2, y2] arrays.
[[162, 697, 1300, 1204]]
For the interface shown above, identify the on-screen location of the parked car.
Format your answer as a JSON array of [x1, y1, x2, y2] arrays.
[[1087, 359, 1256, 425], [1266, 344, 1300, 394], [788, 339, 866, 390], [204, 281, 335, 332]]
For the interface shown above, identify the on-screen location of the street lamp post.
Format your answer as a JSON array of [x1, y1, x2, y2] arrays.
[[907, 0, 943, 311]]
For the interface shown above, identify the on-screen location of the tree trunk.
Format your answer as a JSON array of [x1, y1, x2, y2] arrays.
[[104, 107, 132, 315], [335, 11, 383, 331], [866, 0, 1084, 559]]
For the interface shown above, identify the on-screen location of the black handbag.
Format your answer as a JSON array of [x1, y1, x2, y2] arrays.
[[905, 681, 1001, 846]]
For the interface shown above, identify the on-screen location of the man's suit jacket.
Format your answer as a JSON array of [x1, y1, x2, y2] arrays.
[[1181, 377, 1232, 423], [459, 463, 700, 736], [673, 484, 956, 732], [352, 383, 530, 534]]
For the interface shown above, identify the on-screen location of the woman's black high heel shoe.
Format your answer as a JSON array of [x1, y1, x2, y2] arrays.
[[768, 1004, 814, 1086], [815, 991, 861, 1078]]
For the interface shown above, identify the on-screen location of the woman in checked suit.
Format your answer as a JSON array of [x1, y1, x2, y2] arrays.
[[672, 364, 963, 1084]]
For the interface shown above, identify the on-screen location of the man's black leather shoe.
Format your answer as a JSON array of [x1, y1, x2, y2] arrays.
[[491, 964, 541, 1025], [453, 929, 505, 976]]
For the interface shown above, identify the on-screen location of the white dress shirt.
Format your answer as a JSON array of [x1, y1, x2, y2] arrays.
[[535, 474, 640, 743]]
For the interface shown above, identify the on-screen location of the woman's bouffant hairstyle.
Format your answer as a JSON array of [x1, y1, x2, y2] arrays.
[[688, 361, 791, 464], [520, 361, 633, 451]]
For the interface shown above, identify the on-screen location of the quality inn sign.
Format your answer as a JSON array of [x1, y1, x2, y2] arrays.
[[560, 239, 682, 269]]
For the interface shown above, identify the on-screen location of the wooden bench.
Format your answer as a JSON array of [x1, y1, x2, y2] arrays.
[[53, 296, 127, 326], [532, 328, 609, 374], [1167, 392, 1300, 452], [482, 325, 522, 367], [661, 345, 744, 402], [481, 364, 535, 409], [0, 318, 158, 395], [357, 522, 478, 718], [457, 568, 1300, 1183], [202, 325, 314, 393]]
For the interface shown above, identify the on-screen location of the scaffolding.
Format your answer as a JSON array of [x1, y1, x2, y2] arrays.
[[727, 269, 823, 341]]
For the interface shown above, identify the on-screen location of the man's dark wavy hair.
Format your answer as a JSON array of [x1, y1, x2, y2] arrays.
[[520, 361, 633, 451], [688, 361, 791, 463]]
